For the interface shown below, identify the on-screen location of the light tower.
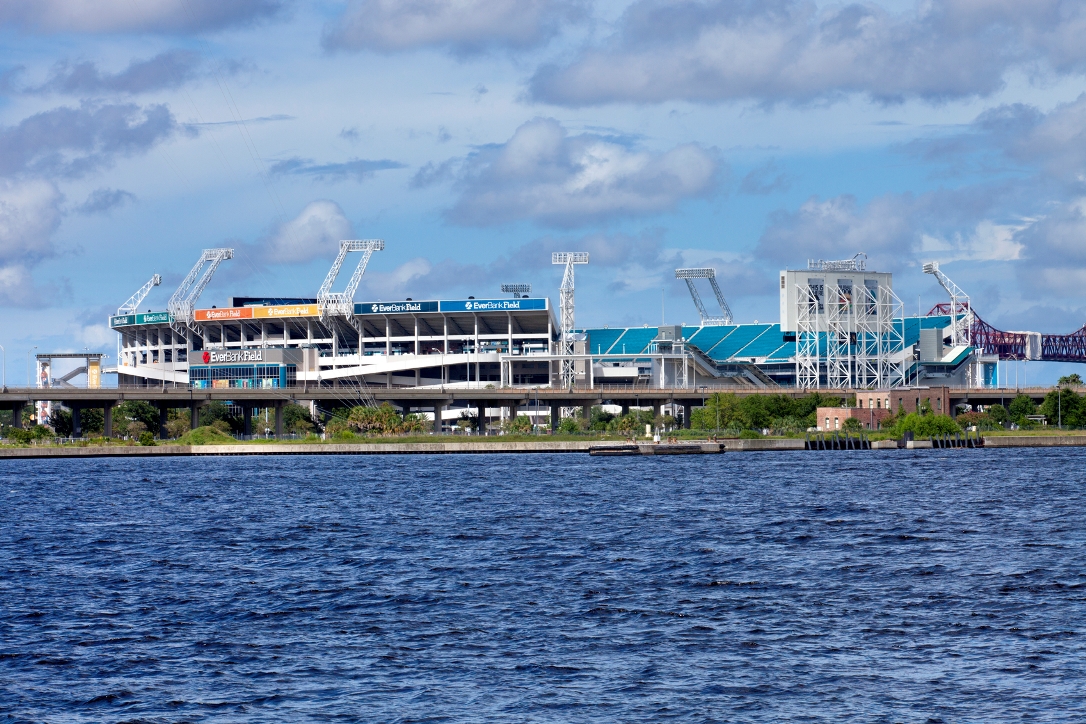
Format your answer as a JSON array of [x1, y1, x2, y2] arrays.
[[501, 283, 531, 298], [167, 248, 233, 336], [552, 252, 589, 388], [115, 273, 161, 369], [317, 239, 385, 321], [923, 261, 971, 347], [675, 268, 733, 325]]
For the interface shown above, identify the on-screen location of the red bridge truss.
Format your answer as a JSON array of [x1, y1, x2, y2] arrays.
[[927, 303, 1086, 362]]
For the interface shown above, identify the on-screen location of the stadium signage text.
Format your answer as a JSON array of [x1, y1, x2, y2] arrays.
[[440, 298, 547, 312], [353, 298, 547, 314], [354, 301, 439, 314], [200, 350, 264, 364], [194, 304, 320, 322], [109, 311, 171, 328]]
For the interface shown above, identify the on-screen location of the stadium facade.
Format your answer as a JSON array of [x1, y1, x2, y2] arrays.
[[108, 245, 994, 395]]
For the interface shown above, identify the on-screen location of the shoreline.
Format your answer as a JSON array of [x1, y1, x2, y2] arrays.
[[0, 435, 1083, 457]]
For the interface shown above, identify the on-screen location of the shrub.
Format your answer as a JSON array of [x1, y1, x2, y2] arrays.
[[7, 427, 32, 444], [138, 431, 155, 446], [558, 416, 581, 434], [503, 414, 533, 434], [176, 426, 235, 445], [892, 413, 961, 437]]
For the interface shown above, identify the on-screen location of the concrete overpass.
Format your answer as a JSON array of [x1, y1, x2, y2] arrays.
[[0, 385, 1054, 439]]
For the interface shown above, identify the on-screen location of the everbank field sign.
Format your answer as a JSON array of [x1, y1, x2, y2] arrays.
[[201, 350, 265, 364]]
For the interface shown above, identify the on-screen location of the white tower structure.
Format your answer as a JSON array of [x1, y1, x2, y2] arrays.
[[923, 261, 972, 347], [116, 273, 161, 369], [675, 268, 733, 325], [786, 255, 905, 390], [168, 248, 233, 336], [318, 239, 385, 321], [552, 252, 589, 389], [117, 274, 161, 315]]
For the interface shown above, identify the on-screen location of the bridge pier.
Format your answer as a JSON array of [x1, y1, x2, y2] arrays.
[[104, 403, 114, 438], [242, 404, 252, 439], [72, 406, 82, 438], [11, 402, 24, 429], [275, 401, 283, 438], [157, 403, 168, 439]]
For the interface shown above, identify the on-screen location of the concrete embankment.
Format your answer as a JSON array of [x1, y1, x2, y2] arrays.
[[2, 435, 1082, 458], [0, 441, 614, 458], [982, 435, 1086, 447]]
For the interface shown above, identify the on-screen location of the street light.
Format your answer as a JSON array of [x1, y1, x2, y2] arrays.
[[26, 346, 37, 387]]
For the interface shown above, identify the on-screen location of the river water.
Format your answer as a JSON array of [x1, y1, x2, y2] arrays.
[[2, 450, 1085, 722]]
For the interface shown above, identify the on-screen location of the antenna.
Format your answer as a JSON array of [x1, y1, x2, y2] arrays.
[[167, 248, 233, 335], [675, 268, 733, 325], [317, 239, 385, 320], [501, 283, 531, 298], [117, 274, 161, 315], [923, 261, 972, 347], [552, 252, 589, 388]]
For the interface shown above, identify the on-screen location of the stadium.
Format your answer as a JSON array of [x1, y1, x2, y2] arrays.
[[106, 243, 997, 403]]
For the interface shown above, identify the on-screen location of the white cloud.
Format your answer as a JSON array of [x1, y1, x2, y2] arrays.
[[261, 200, 355, 264], [0, 0, 282, 34], [445, 118, 721, 227], [0, 178, 62, 267], [530, 0, 1086, 106], [322, 0, 586, 54]]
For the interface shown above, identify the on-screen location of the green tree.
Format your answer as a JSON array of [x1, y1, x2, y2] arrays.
[[892, 413, 961, 437], [1041, 388, 1086, 428], [282, 403, 314, 435], [503, 414, 533, 434], [199, 401, 237, 432], [842, 417, 863, 432], [557, 416, 581, 434], [1008, 394, 1036, 425], [987, 404, 1008, 426], [1059, 373, 1083, 385]]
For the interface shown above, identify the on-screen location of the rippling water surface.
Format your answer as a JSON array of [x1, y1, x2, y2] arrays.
[[3, 449, 1086, 721]]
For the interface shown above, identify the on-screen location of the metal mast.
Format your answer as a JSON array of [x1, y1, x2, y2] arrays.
[[167, 248, 233, 336], [552, 252, 589, 389], [675, 268, 733, 325], [501, 283, 531, 298], [318, 239, 385, 321], [923, 261, 971, 347], [117, 274, 161, 315]]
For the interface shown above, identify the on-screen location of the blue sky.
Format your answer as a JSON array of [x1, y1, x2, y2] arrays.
[[2, 0, 1086, 384]]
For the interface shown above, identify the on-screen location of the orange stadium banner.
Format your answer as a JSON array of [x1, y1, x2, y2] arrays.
[[194, 304, 320, 322]]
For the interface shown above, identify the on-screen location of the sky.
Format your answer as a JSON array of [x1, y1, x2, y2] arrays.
[[2, 0, 1086, 385]]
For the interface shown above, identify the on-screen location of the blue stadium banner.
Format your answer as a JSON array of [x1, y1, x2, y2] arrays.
[[439, 298, 547, 312], [354, 300, 439, 315]]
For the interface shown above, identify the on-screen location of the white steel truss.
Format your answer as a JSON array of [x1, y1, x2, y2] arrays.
[[552, 252, 589, 389], [878, 285, 907, 388], [318, 239, 385, 321], [923, 261, 972, 347], [853, 281, 880, 389], [117, 274, 161, 315], [675, 267, 733, 325], [825, 283, 853, 389], [795, 283, 821, 390], [167, 248, 233, 336]]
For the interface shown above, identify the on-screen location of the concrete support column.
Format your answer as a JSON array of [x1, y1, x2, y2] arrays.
[[104, 403, 113, 438], [72, 406, 82, 438], [433, 402, 444, 433], [157, 403, 168, 439], [190, 403, 200, 430], [551, 402, 561, 431], [620, 402, 629, 417], [275, 401, 283, 438], [682, 402, 693, 429], [476, 401, 485, 434], [652, 401, 662, 420], [582, 404, 592, 421], [11, 402, 24, 429], [242, 405, 252, 439]]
